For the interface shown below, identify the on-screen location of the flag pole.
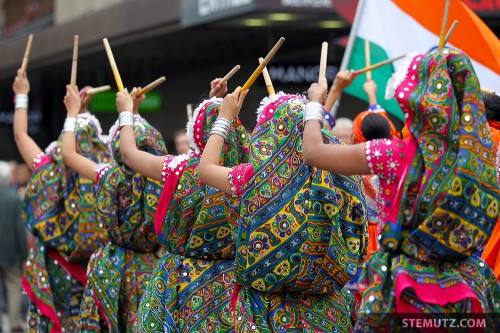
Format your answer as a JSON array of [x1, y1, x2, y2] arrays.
[[331, 0, 366, 117]]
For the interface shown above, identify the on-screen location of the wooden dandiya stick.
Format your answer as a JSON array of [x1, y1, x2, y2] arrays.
[[20, 34, 33, 74], [186, 104, 193, 122], [135, 76, 166, 97], [240, 37, 285, 94], [70, 35, 79, 87], [86, 85, 111, 96], [438, 0, 451, 50], [481, 88, 495, 95], [258, 57, 275, 96], [219, 65, 241, 85], [364, 39, 372, 81], [103, 38, 125, 92], [318, 42, 328, 82], [444, 20, 459, 45], [354, 54, 406, 75]]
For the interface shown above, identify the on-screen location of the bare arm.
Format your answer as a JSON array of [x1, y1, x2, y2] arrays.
[[117, 88, 164, 181], [364, 80, 378, 106], [12, 69, 42, 167], [303, 78, 370, 176], [199, 86, 248, 194], [324, 70, 356, 111], [61, 85, 98, 181]]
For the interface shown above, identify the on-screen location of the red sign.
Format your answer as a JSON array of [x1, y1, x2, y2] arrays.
[[462, 0, 500, 15]]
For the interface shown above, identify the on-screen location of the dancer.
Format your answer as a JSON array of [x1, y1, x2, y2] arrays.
[[13, 70, 110, 332], [351, 79, 400, 261], [482, 92, 500, 281], [199, 86, 368, 332], [303, 49, 500, 331], [118, 79, 249, 332], [61, 85, 167, 332]]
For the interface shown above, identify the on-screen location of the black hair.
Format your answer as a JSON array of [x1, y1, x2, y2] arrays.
[[361, 113, 392, 141], [484, 94, 500, 122]]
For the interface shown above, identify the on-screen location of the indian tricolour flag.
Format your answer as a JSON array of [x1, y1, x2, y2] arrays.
[[340, 0, 500, 121]]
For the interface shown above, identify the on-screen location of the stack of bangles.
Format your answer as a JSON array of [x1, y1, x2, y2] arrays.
[[15, 94, 28, 110], [304, 101, 324, 124], [119, 111, 134, 128], [210, 117, 232, 140]]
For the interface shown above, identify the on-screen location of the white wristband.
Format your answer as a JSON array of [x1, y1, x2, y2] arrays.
[[15, 94, 28, 110], [63, 117, 77, 132], [119, 112, 134, 128], [304, 101, 324, 124]]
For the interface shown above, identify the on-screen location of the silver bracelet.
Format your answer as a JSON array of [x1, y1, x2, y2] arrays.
[[210, 117, 232, 140], [63, 117, 77, 132], [119, 112, 134, 128], [15, 94, 28, 110], [304, 101, 324, 124]]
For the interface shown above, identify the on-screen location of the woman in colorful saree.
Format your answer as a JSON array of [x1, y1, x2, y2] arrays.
[[12, 70, 110, 332], [199, 86, 368, 332], [61, 85, 167, 332], [302, 48, 500, 332], [117, 81, 249, 333]]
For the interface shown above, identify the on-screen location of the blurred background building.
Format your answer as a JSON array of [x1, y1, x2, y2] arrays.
[[0, 0, 498, 159]]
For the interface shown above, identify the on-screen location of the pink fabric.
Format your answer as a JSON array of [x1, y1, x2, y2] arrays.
[[94, 163, 111, 183], [22, 276, 62, 333], [227, 163, 254, 197], [46, 248, 88, 286], [153, 155, 190, 235], [395, 273, 484, 313], [160, 155, 175, 184], [365, 139, 407, 223], [32, 152, 52, 172]]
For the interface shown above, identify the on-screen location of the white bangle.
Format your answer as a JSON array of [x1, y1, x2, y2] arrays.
[[15, 94, 28, 110], [63, 117, 77, 132], [304, 101, 324, 124], [119, 112, 134, 128]]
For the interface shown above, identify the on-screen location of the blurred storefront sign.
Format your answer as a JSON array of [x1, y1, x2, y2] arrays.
[[182, 0, 255, 26], [463, 0, 500, 16], [268, 64, 338, 84]]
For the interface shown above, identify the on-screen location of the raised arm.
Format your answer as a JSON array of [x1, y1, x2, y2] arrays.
[[12, 69, 42, 167], [364, 80, 378, 106], [117, 88, 164, 181], [61, 85, 98, 181], [324, 70, 356, 111], [303, 78, 370, 176], [199, 86, 248, 194]]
